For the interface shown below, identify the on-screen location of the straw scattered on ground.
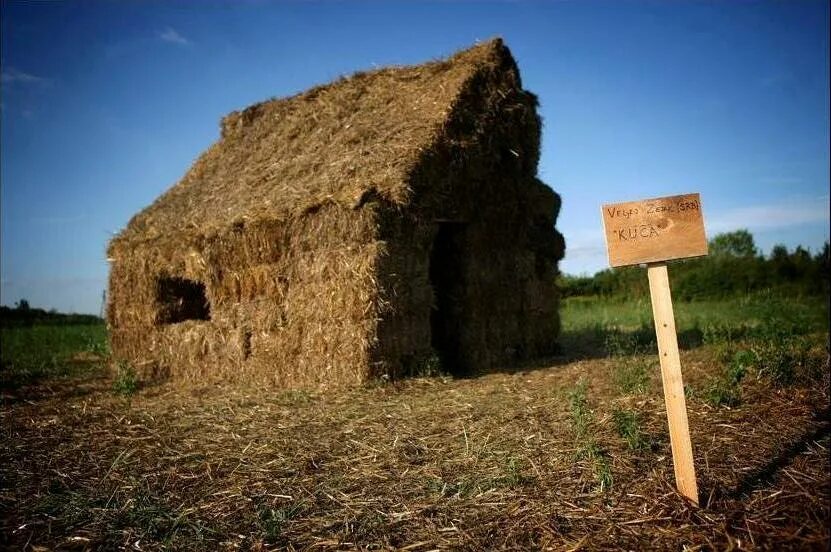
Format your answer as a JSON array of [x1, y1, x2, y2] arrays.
[[2, 340, 828, 550]]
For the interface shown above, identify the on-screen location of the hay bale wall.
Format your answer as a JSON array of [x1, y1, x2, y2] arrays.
[[370, 43, 564, 376], [109, 205, 383, 387], [107, 38, 565, 388]]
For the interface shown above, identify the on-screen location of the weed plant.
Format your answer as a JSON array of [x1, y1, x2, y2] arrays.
[[425, 456, 531, 499], [568, 380, 613, 491], [612, 409, 651, 451], [602, 324, 654, 357], [613, 359, 651, 394], [257, 502, 304, 542], [113, 360, 138, 396]]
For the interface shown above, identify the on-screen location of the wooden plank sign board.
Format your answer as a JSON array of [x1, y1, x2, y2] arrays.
[[600, 193, 708, 506], [601, 193, 708, 267]]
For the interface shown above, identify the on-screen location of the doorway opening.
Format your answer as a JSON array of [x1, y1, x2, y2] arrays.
[[429, 222, 468, 375], [156, 276, 211, 325]]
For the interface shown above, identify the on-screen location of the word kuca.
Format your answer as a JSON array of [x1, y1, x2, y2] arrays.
[[612, 224, 661, 241]]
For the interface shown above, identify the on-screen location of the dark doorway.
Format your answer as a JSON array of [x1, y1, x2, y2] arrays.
[[429, 222, 467, 375], [156, 276, 211, 325]]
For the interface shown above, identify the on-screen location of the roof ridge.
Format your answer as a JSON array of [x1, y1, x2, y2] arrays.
[[220, 37, 506, 139], [110, 38, 514, 249]]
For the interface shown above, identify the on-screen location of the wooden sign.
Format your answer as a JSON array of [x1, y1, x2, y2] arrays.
[[601, 193, 708, 267], [600, 193, 708, 506]]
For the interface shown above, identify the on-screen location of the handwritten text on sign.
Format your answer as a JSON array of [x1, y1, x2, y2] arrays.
[[601, 193, 708, 267]]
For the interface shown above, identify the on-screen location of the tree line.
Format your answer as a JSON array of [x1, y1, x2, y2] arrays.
[[0, 300, 103, 327], [560, 230, 830, 300]]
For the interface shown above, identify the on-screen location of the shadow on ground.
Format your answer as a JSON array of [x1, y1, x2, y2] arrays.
[[464, 326, 708, 380], [725, 406, 831, 501]]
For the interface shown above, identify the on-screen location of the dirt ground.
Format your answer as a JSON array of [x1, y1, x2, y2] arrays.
[[1, 347, 829, 551]]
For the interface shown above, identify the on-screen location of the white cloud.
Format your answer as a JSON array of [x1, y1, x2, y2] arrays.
[[708, 196, 830, 233], [159, 27, 190, 46], [558, 229, 608, 275], [564, 244, 606, 259], [560, 229, 605, 260], [1, 67, 50, 86]]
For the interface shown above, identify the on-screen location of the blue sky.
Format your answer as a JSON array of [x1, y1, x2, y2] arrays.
[[1, 1, 828, 314]]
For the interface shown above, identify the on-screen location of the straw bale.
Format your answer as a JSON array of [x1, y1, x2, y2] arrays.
[[107, 38, 566, 388]]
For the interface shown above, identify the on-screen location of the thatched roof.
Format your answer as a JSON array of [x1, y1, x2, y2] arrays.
[[111, 39, 527, 248]]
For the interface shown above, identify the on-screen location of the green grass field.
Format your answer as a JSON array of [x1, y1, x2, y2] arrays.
[[0, 323, 107, 388], [561, 291, 829, 334], [560, 292, 828, 364], [560, 292, 828, 407]]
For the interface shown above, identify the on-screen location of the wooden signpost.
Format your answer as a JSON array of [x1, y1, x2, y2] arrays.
[[601, 193, 708, 506]]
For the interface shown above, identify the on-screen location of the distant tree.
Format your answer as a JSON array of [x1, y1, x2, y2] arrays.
[[791, 245, 812, 264], [818, 243, 830, 287], [15, 299, 30, 311], [770, 244, 789, 261], [709, 230, 758, 258], [817, 242, 830, 269], [768, 243, 795, 280]]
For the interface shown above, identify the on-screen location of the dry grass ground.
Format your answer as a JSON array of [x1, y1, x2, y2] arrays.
[[1, 334, 829, 550]]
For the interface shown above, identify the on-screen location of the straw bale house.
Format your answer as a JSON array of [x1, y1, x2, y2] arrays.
[[107, 38, 566, 387]]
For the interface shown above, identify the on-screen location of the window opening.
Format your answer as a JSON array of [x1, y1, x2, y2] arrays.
[[156, 277, 210, 324]]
